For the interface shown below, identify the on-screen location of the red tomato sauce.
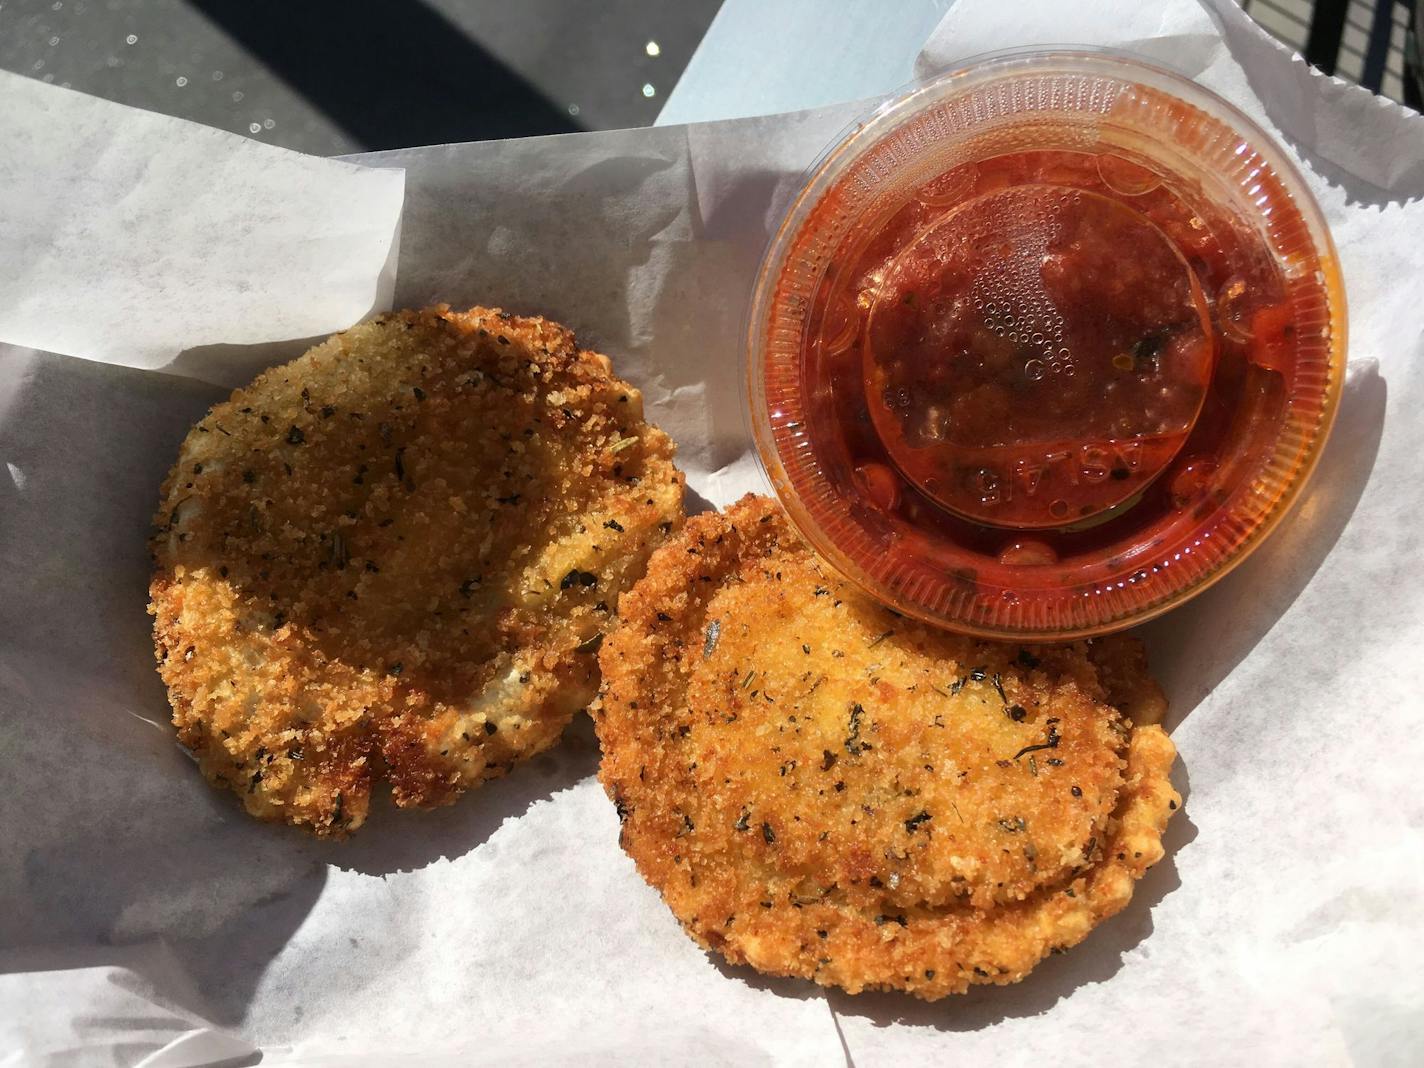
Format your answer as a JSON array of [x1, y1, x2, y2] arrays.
[[792, 148, 1303, 593]]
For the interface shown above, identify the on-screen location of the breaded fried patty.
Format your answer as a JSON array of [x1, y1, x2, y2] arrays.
[[150, 306, 684, 837], [595, 495, 1178, 999]]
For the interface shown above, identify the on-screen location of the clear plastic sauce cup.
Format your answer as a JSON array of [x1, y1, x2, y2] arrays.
[[747, 49, 1345, 639]]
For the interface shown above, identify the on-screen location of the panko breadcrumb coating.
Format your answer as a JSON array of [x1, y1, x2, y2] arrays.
[[150, 306, 684, 837], [595, 495, 1178, 999]]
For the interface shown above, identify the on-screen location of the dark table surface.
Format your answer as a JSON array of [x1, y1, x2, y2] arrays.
[[0, 0, 723, 154], [1, 0, 1415, 158]]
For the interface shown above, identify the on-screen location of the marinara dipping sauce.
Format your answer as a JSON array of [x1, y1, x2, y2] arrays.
[[748, 52, 1345, 638]]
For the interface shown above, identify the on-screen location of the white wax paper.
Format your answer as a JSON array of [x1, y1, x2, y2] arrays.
[[2, 1, 1423, 1064], [0, 71, 404, 376]]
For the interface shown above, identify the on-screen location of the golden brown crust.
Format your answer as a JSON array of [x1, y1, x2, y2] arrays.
[[595, 494, 1178, 999], [1088, 632, 1170, 726], [150, 306, 684, 836]]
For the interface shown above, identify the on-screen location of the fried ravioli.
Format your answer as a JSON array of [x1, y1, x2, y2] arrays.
[[150, 306, 684, 837], [595, 495, 1178, 999]]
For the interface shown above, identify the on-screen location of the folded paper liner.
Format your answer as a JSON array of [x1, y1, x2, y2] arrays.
[[1, 1, 1421, 1063]]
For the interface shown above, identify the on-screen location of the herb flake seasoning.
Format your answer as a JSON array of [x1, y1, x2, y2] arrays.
[[904, 810, 932, 833], [329, 531, 348, 570], [1011, 723, 1061, 761], [845, 702, 870, 756], [703, 619, 721, 658], [560, 569, 598, 590]]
